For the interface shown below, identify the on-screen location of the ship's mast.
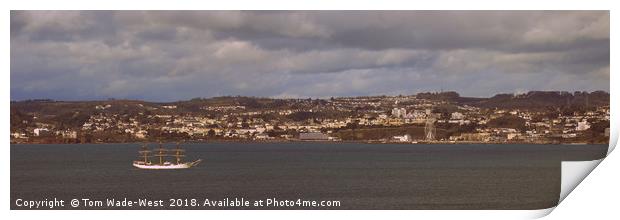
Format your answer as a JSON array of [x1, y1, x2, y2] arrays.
[[138, 143, 151, 163], [154, 142, 168, 165], [172, 142, 186, 164]]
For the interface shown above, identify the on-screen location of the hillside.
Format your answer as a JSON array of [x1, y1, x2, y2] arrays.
[[416, 91, 609, 110]]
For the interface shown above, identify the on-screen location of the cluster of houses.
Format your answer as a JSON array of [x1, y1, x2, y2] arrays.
[[11, 95, 611, 144]]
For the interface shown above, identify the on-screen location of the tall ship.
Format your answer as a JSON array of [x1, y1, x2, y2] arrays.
[[133, 143, 202, 169]]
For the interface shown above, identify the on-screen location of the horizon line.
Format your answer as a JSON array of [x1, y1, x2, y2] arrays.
[[9, 89, 610, 103]]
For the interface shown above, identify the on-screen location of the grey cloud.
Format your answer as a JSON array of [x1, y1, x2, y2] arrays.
[[10, 11, 609, 101]]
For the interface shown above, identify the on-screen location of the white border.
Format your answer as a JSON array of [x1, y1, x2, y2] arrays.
[[3, 0, 616, 219]]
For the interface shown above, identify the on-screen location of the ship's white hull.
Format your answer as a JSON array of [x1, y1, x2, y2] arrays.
[[133, 159, 201, 170]]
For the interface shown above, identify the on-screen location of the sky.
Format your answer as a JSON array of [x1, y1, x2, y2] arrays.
[[10, 11, 610, 101]]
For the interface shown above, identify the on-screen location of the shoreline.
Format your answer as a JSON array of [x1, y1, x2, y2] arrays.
[[10, 139, 608, 146]]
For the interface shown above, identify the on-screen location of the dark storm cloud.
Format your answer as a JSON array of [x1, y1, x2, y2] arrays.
[[10, 11, 609, 101]]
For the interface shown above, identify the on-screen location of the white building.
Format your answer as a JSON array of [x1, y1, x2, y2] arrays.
[[576, 119, 591, 131], [507, 133, 519, 140], [254, 133, 273, 140], [11, 132, 27, 139], [451, 112, 464, 120], [60, 130, 77, 139], [33, 128, 49, 136], [393, 134, 412, 142], [391, 108, 407, 118], [134, 130, 148, 139]]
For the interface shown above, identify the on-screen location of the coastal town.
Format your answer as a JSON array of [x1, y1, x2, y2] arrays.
[[10, 91, 610, 144]]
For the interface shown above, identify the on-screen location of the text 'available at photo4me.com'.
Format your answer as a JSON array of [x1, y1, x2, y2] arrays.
[[14, 197, 342, 209]]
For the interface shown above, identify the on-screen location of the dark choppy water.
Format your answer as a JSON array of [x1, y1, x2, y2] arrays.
[[10, 143, 607, 210]]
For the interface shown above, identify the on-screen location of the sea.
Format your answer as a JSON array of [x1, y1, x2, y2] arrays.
[[10, 142, 608, 210]]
